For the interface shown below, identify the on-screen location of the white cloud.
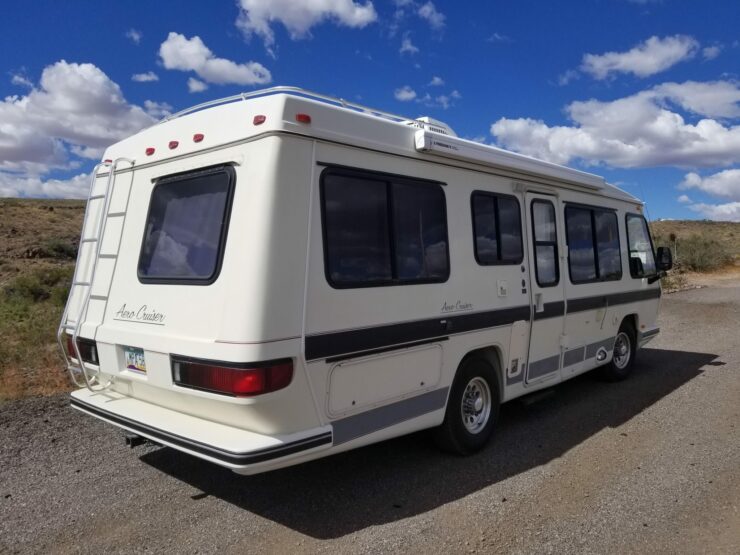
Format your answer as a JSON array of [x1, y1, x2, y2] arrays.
[[131, 71, 159, 82], [677, 194, 692, 203], [0, 60, 155, 174], [143, 100, 172, 119], [394, 85, 417, 101], [428, 76, 444, 86], [490, 80, 740, 168], [416, 89, 460, 109], [558, 69, 580, 86], [417, 2, 445, 29], [126, 29, 142, 45], [702, 45, 722, 60], [236, 0, 377, 55], [159, 32, 271, 87], [11, 74, 33, 88], [0, 171, 90, 199], [689, 202, 740, 221], [679, 169, 740, 200], [187, 77, 208, 93], [581, 35, 699, 79], [652, 80, 740, 118], [400, 36, 419, 55], [486, 32, 511, 43]]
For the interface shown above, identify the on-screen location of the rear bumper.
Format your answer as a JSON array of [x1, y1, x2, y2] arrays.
[[70, 389, 332, 474]]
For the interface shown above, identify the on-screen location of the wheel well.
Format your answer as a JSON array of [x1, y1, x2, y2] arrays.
[[622, 313, 638, 334], [457, 347, 504, 401]]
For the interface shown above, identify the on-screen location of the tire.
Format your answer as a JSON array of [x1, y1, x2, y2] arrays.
[[434, 357, 500, 455], [599, 320, 637, 382]]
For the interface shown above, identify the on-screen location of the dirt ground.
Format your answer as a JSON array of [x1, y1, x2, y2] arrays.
[[1, 280, 739, 554]]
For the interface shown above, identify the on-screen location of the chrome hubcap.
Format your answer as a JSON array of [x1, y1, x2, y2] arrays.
[[461, 377, 492, 434], [613, 332, 631, 370]]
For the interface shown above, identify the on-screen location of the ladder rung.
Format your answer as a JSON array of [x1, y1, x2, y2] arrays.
[[80, 238, 99, 243], [90, 295, 108, 301], [98, 254, 117, 259], [107, 212, 126, 217], [89, 194, 106, 200], [61, 324, 77, 330], [73, 281, 91, 286]]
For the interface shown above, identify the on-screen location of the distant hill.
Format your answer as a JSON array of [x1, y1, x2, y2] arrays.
[[650, 219, 740, 261]]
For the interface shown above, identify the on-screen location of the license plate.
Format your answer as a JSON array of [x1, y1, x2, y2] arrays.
[[124, 346, 146, 373]]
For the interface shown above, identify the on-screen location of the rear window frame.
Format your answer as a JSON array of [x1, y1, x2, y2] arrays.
[[137, 164, 236, 286]]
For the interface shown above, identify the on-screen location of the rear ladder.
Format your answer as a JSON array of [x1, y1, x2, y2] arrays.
[[57, 157, 134, 391]]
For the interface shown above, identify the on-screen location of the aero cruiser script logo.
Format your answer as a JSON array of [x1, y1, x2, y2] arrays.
[[113, 303, 166, 326]]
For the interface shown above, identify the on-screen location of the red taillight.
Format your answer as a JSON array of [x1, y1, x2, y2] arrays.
[[193, 133, 204, 143], [145, 147, 155, 156], [65, 334, 75, 357], [64, 334, 98, 364], [295, 113, 311, 124], [169, 140, 179, 150], [172, 357, 293, 397], [103, 159, 112, 164], [253, 115, 266, 125]]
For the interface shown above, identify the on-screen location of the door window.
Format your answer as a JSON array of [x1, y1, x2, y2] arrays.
[[531, 200, 559, 287]]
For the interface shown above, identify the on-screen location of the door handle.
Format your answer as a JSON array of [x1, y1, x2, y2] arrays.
[[535, 293, 544, 312]]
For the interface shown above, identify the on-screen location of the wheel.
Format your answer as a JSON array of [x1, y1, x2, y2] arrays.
[[434, 357, 500, 455], [599, 320, 636, 381]]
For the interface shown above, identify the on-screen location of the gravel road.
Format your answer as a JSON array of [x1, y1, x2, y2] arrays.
[[2, 281, 739, 554]]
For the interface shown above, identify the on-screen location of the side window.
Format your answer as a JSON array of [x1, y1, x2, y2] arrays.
[[321, 169, 449, 288], [471, 192, 523, 265], [531, 200, 559, 287], [595, 211, 622, 280], [565, 207, 597, 283], [565, 206, 623, 283], [626, 214, 656, 277], [322, 174, 392, 285]]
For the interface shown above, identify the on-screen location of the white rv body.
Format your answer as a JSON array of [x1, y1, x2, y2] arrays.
[[60, 87, 662, 474]]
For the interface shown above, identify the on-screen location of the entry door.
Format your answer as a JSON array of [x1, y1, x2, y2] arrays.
[[524, 193, 565, 384]]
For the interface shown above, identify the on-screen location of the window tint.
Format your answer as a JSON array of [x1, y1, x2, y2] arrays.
[[626, 214, 656, 277], [565, 207, 597, 282], [322, 169, 449, 287], [138, 166, 234, 283], [595, 211, 621, 280], [471, 192, 523, 265], [323, 174, 391, 284], [531, 200, 559, 286], [393, 182, 449, 280], [565, 206, 623, 283]]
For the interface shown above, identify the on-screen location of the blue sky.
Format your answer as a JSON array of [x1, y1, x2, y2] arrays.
[[1, 0, 739, 220]]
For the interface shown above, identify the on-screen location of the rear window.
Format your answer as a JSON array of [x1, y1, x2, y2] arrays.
[[138, 165, 235, 284]]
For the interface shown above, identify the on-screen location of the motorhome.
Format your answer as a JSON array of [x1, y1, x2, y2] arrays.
[[59, 87, 672, 474]]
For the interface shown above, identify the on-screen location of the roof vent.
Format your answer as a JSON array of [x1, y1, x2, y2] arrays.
[[403, 116, 457, 137]]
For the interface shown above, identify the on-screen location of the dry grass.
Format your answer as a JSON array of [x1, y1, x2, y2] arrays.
[[0, 199, 84, 400]]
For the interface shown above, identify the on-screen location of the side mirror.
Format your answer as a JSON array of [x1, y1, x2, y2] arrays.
[[656, 246, 673, 272]]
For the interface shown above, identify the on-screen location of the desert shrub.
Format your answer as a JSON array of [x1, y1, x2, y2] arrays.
[[676, 235, 733, 271], [39, 238, 78, 260], [3, 267, 73, 304]]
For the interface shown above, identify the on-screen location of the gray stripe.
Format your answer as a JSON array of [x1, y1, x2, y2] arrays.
[[506, 366, 524, 386], [563, 346, 585, 367], [332, 388, 448, 445], [586, 337, 615, 359], [527, 354, 560, 380]]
